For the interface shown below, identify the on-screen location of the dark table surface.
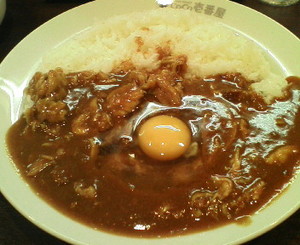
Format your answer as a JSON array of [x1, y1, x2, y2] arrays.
[[0, 0, 299, 244]]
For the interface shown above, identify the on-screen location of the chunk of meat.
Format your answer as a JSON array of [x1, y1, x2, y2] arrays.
[[229, 148, 241, 175], [190, 191, 214, 218], [72, 111, 112, 135], [229, 180, 265, 213], [74, 182, 97, 199], [27, 156, 55, 177], [154, 79, 183, 106], [72, 112, 91, 135], [27, 68, 68, 102], [88, 138, 100, 163], [184, 142, 199, 158], [249, 180, 265, 201], [126, 70, 148, 88], [160, 54, 187, 74], [190, 176, 234, 219], [242, 180, 265, 203], [66, 70, 109, 88], [190, 190, 230, 220], [93, 112, 112, 132], [212, 176, 233, 200], [71, 98, 112, 135], [33, 98, 68, 123], [239, 119, 250, 138], [150, 69, 183, 106], [265, 145, 298, 165], [105, 83, 144, 117]]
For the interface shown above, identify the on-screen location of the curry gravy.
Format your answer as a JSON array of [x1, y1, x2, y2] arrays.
[[6, 55, 300, 237]]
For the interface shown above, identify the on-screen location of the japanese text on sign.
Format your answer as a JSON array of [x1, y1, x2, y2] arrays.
[[170, 1, 227, 18]]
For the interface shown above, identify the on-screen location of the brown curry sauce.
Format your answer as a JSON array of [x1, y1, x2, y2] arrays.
[[6, 53, 300, 237]]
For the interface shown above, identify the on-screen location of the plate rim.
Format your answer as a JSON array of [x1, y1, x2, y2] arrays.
[[0, 0, 299, 244]]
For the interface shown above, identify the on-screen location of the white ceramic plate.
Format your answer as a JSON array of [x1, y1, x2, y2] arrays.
[[0, 0, 299, 244]]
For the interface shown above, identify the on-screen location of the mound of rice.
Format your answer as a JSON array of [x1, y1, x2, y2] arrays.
[[40, 8, 287, 102]]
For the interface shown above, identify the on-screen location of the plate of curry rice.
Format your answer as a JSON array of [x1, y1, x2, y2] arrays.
[[0, 0, 299, 244]]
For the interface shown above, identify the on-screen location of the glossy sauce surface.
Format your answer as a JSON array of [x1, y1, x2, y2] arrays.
[[6, 56, 300, 237]]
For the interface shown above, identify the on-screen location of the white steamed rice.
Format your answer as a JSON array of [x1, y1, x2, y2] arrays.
[[40, 8, 288, 102]]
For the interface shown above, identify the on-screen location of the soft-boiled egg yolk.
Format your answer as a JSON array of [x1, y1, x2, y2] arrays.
[[138, 115, 191, 161]]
